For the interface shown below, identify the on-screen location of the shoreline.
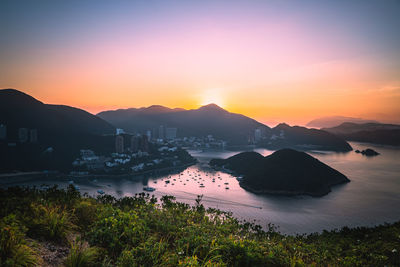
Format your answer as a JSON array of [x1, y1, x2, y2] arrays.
[[0, 161, 197, 181]]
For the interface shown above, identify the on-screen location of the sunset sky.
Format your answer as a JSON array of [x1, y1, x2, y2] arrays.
[[1, 0, 399, 126]]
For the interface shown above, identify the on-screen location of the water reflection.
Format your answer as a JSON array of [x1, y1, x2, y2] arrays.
[[1, 142, 399, 234]]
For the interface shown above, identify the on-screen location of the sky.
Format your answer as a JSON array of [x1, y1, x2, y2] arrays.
[[1, 0, 400, 126]]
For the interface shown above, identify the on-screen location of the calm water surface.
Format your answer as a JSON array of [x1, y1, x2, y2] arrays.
[[1, 142, 399, 234]]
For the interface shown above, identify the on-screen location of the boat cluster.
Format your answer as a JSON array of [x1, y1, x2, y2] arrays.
[[154, 169, 231, 190]]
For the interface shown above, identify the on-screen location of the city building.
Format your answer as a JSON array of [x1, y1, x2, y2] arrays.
[[146, 130, 152, 141], [254, 128, 262, 142], [18, 128, 28, 143], [116, 128, 125, 135], [115, 135, 124, 153], [158, 125, 164, 140], [80, 149, 97, 160], [165, 127, 177, 140], [30, 129, 38, 143], [141, 134, 149, 152], [130, 135, 140, 152], [130, 134, 149, 152], [0, 124, 6, 140]]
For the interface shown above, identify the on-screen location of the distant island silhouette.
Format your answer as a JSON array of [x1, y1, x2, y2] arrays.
[[323, 122, 400, 146]]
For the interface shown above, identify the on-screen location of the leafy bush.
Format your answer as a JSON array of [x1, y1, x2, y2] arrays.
[[74, 199, 98, 231], [87, 207, 147, 258], [0, 187, 399, 266]]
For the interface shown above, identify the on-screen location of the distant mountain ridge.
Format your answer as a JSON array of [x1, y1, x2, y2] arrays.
[[263, 123, 353, 152], [99, 104, 352, 151], [0, 89, 115, 137], [307, 116, 378, 128], [98, 103, 268, 145], [0, 89, 116, 171], [323, 122, 400, 146]]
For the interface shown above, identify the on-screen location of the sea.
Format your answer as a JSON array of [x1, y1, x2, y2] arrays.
[[1, 142, 399, 235]]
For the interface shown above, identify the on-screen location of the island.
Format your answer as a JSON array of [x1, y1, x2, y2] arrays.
[[210, 149, 350, 197], [355, 148, 380, 156]]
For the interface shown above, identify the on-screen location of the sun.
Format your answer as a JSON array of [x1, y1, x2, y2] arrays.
[[200, 89, 225, 107]]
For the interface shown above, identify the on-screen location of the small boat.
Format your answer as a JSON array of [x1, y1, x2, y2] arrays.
[[68, 180, 74, 184], [74, 185, 80, 190], [97, 189, 105, 194], [143, 186, 156, 192]]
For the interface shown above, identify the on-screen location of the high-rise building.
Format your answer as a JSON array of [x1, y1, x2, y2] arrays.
[[18, 128, 28, 143], [254, 128, 262, 142], [158, 125, 164, 140], [146, 130, 151, 141], [0, 124, 6, 140], [130, 135, 140, 152], [130, 135, 149, 152], [151, 128, 157, 140], [116, 128, 125, 135], [115, 135, 124, 153], [165, 127, 177, 140], [30, 129, 38, 143], [141, 134, 149, 152]]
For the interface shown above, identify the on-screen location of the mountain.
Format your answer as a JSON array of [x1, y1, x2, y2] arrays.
[[259, 123, 352, 152], [98, 105, 352, 150], [0, 89, 116, 171], [323, 122, 400, 146], [210, 149, 350, 197], [98, 103, 269, 145], [0, 89, 115, 137], [306, 116, 378, 128]]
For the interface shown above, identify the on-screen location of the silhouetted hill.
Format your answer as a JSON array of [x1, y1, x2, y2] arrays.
[[307, 116, 378, 128], [98, 104, 269, 145], [98, 105, 352, 150], [323, 122, 400, 146], [210, 149, 349, 196], [0, 89, 115, 171], [0, 89, 115, 136], [259, 123, 352, 152]]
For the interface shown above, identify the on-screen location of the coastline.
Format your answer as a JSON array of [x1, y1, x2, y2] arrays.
[[0, 161, 197, 181]]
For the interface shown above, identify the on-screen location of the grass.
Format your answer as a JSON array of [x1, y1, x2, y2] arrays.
[[0, 185, 399, 266], [0, 214, 41, 266], [64, 237, 99, 267]]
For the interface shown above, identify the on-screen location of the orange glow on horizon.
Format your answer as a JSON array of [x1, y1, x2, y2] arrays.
[[1, 1, 399, 126]]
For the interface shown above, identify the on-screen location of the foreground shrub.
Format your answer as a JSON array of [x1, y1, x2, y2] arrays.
[[0, 215, 41, 266], [29, 203, 75, 242], [87, 207, 147, 258], [74, 199, 98, 231], [1, 187, 400, 266], [64, 237, 99, 267]]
